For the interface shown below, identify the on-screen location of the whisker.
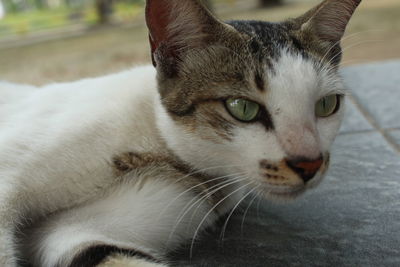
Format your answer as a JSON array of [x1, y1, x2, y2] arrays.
[[179, 175, 248, 225], [323, 39, 383, 73], [256, 196, 263, 223], [185, 174, 249, 230], [219, 185, 259, 244], [240, 190, 260, 235], [165, 175, 247, 249], [182, 175, 248, 228], [317, 29, 384, 70], [171, 162, 250, 185], [158, 171, 246, 220], [189, 181, 253, 259]]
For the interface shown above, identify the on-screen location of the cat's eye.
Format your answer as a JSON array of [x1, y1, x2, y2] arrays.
[[315, 94, 340, 117], [225, 98, 260, 122]]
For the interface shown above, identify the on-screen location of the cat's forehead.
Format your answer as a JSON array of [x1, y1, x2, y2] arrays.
[[179, 20, 320, 86], [159, 19, 342, 116], [221, 20, 340, 96], [227, 20, 308, 64]]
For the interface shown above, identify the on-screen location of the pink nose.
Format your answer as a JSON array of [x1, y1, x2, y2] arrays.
[[286, 156, 323, 183]]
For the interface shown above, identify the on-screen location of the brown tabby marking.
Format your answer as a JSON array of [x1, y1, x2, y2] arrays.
[[113, 152, 167, 176], [259, 159, 309, 186], [112, 152, 228, 207], [254, 73, 265, 92], [259, 160, 279, 172]]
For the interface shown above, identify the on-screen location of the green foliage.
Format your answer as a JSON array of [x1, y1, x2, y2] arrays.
[[2, 0, 20, 13], [0, 2, 142, 37], [0, 0, 249, 38]]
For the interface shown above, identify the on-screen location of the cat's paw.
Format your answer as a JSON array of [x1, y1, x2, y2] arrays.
[[98, 254, 168, 267]]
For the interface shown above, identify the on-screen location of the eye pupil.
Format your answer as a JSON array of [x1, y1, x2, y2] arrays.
[[226, 98, 260, 122], [315, 94, 340, 118]]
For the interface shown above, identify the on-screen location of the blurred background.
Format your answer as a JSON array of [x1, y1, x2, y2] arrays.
[[0, 0, 399, 85]]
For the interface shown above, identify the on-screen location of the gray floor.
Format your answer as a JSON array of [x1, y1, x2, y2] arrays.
[[173, 61, 400, 266]]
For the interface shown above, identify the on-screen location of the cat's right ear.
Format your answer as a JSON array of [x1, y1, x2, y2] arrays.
[[145, 0, 222, 75], [289, 0, 361, 65], [294, 0, 361, 44]]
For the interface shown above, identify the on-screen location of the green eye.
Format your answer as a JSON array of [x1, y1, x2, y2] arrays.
[[225, 98, 260, 122], [315, 94, 340, 117]]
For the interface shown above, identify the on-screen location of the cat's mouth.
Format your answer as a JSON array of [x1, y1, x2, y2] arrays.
[[256, 153, 330, 199]]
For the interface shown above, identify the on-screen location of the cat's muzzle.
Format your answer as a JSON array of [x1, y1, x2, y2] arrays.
[[258, 153, 330, 198], [285, 155, 323, 184]]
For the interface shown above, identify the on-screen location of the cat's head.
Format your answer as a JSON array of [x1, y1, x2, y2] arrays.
[[147, 0, 361, 200]]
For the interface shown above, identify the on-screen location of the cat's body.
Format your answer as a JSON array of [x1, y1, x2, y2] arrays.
[[0, 67, 239, 266], [0, 0, 361, 266], [0, 67, 159, 221]]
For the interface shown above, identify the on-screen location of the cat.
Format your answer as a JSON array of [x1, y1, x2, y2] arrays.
[[0, 0, 361, 266]]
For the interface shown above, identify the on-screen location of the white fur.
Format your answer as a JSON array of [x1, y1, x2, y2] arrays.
[[24, 178, 216, 267], [0, 66, 163, 266], [266, 51, 345, 158], [0, 65, 241, 266]]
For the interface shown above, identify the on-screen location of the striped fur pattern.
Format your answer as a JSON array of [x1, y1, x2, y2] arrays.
[[0, 0, 361, 266]]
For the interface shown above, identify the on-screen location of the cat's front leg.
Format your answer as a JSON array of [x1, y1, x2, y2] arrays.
[[0, 227, 17, 267], [99, 254, 167, 267], [23, 171, 219, 267], [0, 190, 20, 267]]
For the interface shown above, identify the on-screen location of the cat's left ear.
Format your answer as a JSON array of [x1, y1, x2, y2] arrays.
[[294, 0, 361, 44], [145, 0, 224, 74]]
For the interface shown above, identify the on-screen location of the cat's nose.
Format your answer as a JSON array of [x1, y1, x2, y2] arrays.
[[286, 156, 323, 183]]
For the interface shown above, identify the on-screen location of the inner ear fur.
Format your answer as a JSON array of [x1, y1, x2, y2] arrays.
[[295, 0, 361, 43], [286, 0, 361, 66], [145, 0, 226, 73]]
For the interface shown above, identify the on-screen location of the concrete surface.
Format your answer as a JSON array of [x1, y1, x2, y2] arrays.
[[172, 60, 400, 267], [389, 130, 400, 146]]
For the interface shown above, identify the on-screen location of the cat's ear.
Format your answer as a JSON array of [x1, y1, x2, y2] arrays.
[[294, 0, 361, 44], [145, 0, 222, 73]]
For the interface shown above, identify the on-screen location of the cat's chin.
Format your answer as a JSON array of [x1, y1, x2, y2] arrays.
[[259, 173, 326, 202], [255, 181, 313, 202], [264, 187, 306, 202]]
